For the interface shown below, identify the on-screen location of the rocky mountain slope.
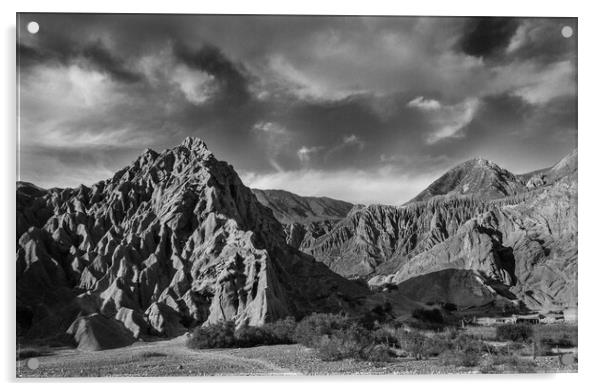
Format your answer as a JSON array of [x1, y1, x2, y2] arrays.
[[303, 151, 577, 312], [409, 158, 526, 203], [519, 148, 577, 189], [252, 189, 354, 251], [16, 138, 368, 349], [251, 189, 353, 225]]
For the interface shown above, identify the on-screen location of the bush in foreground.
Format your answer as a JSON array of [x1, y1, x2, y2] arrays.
[[186, 321, 236, 349], [294, 313, 352, 347], [496, 323, 533, 342], [187, 317, 298, 349]]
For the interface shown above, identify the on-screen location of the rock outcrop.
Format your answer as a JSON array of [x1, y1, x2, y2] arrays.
[[67, 313, 135, 351], [16, 137, 368, 347]]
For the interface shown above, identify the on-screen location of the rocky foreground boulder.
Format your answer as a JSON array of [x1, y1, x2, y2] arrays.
[[16, 137, 368, 347]]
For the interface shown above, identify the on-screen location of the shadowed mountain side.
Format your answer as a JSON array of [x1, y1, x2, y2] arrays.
[[251, 188, 353, 225], [394, 269, 516, 308], [251, 188, 355, 251]]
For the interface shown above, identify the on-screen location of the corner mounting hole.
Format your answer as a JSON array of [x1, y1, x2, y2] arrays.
[[561, 26, 573, 38], [27, 21, 39, 34]]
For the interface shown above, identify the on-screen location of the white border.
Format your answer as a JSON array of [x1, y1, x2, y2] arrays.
[[2, 1, 600, 390]]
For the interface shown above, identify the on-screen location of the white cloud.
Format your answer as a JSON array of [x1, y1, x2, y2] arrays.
[[253, 121, 287, 135], [171, 65, 216, 104], [407, 96, 480, 144], [506, 24, 529, 53], [513, 61, 575, 105], [426, 98, 480, 144], [342, 134, 365, 150], [297, 145, 322, 163], [407, 96, 442, 111], [19, 64, 155, 149], [268, 54, 364, 101], [240, 167, 434, 205]]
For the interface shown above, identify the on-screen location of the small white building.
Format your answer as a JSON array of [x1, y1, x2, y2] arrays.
[[563, 307, 578, 323]]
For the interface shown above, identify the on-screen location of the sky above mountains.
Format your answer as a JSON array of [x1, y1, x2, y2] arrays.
[[17, 14, 577, 204]]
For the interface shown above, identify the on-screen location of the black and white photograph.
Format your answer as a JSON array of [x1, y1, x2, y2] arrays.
[[15, 12, 577, 377]]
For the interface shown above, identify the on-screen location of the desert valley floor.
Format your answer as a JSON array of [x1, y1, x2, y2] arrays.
[[17, 333, 577, 377]]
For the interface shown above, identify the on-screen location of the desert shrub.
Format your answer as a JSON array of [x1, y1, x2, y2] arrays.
[[234, 325, 273, 347], [363, 344, 393, 362], [315, 329, 367, 361], [426, 334, 454, 357], [295, 313, 396, 362], [396, 330, 432, 360], [188, 317, 300, 349], [369, 326, 396, 346], [137, 351, 168, 358], [186, 321, 236, 349], [480, 353, 537, 373], [357, 303, 392, 329], [294, 313, 352, 347], [496, 323, 533, 342], [534, 324, 577, 348], [437, 333, 490, 367], [440, 348, 482, 367], [314, 322, 376, 361], [262, 317, 297, 344], [412, 308, 444, 324]]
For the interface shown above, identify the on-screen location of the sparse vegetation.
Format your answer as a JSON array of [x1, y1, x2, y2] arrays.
[[293, 313, 353, 347], [137, 351, 168, 358], [534, 324, 577, 348], [496, 323, 533, 342], [187, 321, 237, 349], [184, 312, 575, 374], [187, 317, 299, 349]]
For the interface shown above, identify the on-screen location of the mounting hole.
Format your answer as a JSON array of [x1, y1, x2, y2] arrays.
[[27, 21, 39, 34], [561, 25, 573, 38], [27, 357, 40, 370]]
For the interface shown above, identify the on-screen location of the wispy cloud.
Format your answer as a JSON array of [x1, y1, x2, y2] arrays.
[[408, 97, 480, 144]]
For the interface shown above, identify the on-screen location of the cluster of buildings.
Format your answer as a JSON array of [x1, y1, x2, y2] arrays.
[[472, 308, 577, 326]]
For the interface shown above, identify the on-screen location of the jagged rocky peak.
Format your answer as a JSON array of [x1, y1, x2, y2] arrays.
[[409, 156, 525, 203], [180, 136, 211, 155], [16, 138, 367, 349]]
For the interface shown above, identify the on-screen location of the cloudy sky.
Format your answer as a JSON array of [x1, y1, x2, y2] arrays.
[[17, 14, 577, 204]]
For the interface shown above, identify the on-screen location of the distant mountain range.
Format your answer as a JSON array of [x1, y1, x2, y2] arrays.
[[16, 138, 577, 350], [251, 188, 353, 225]]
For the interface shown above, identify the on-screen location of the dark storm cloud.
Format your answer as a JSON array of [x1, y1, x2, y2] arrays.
[[81, 41, 144, 83], [17, 14, 577, 203], [17, 40, 143, 83], [457, 17, 520, 58], [174, 43, 251, 105]]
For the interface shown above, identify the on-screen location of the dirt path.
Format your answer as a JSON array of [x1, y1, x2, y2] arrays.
[[17, 338, 300, 377]]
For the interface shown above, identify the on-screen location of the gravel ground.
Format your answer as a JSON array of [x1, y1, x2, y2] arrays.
[[16, 338, 577, 378]]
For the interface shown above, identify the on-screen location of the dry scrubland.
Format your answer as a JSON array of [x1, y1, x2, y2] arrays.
[[17, 313, 577, 377]]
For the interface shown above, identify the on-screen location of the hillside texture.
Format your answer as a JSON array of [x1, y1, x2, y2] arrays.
[[16, 138, 367, 349], [303, 151, 577, 312]]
